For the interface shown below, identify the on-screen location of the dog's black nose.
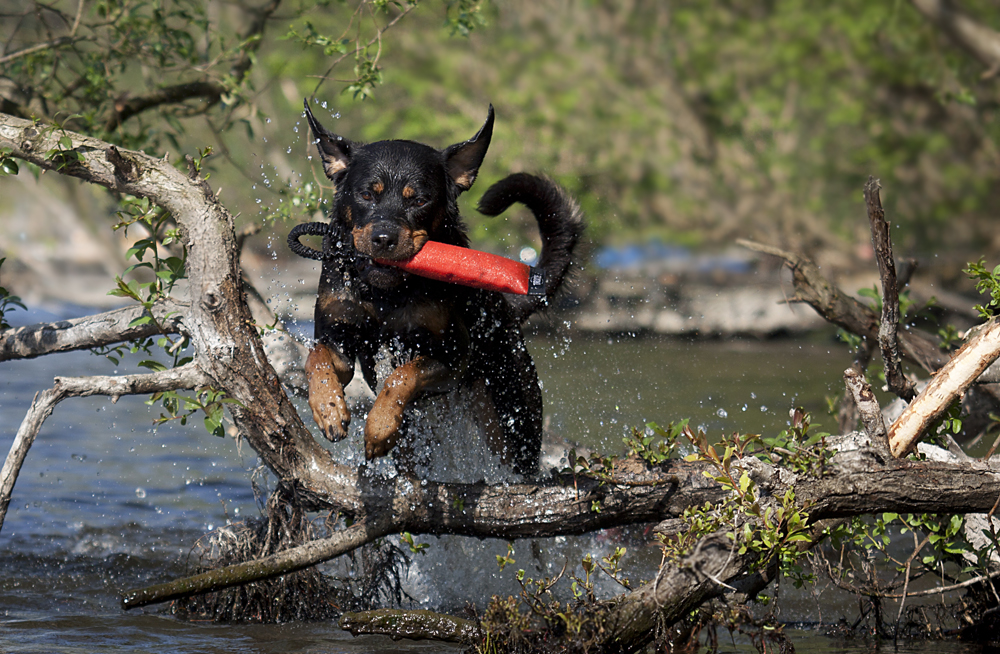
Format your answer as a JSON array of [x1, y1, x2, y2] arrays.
[[370, 221, 399, 254]]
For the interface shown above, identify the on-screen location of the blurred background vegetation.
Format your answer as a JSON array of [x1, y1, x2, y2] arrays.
[[2, 0, 999, 278]]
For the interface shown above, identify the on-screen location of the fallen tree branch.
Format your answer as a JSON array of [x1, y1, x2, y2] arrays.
[[736, 239, 948, 373], [121, 449, 1000, 613], [0, 362, 209, 531], [0, 298, 187, 362], [122, 514, 393, 610], [890, 318, 1000, 456]]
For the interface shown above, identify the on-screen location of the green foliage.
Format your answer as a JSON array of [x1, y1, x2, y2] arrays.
[[147, 386, 240, 438], [107, 195, 187, 329], [759, 407, 833, 477], [444, 0, 487, 36], [624, 419, 686, 465], [480, 542, 633, 652], [561, 448, 618, 487], [400, 532, 429, 555], [332, 0, 1000, 254], [938, 323, 962, 350], [0, 258, 27, 331], [931, 398, 964, 439], [44, 132, 84, 171], [836, 328, 865, 354], [667, 415, 824, 586], [964, 257, 1000, 319], [0, 149, 20, 176], [828, 512, 975, 572]]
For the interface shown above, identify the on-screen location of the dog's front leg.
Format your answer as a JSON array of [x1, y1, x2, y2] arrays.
[[306, 342, 355, 441], [364, 356, 458, 459]]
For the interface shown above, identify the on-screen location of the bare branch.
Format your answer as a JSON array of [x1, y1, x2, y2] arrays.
[[0, 299, 186, 362], [844, 368, 891, 460], [890, 318, 1000, 457], [122, 514, 393, 610], [0, 363, 209, 531], [0, 35, 89, 66], [864, 177, 916, 401], [737, 239, 948, 373], [104, 82, 227, 132]]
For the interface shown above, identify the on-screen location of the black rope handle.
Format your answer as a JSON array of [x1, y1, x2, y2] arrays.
[[287, 222, 329, 260]]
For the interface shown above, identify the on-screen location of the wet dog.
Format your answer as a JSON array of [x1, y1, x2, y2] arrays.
[[292, 101, 582, 476]]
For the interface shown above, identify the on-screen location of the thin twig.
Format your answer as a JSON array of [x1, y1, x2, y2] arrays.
[[309, 2, 418, 96], [0, 35, 88, 66]]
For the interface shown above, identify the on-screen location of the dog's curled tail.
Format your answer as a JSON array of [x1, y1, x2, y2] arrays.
[[477, 173, 584, 323]]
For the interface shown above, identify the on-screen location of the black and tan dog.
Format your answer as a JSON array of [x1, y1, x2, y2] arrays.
[[290, 101, 582, 476]]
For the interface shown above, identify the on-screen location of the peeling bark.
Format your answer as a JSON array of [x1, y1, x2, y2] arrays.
[[890, 318, 1000, 456], [864, 177, 916, 402]]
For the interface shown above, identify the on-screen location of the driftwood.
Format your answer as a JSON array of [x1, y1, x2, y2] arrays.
[[339, 609, 483, 643]]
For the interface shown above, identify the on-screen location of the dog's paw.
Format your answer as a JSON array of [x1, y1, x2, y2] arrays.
[[363, 401, 405, 459], [309, 390, 351, 442]]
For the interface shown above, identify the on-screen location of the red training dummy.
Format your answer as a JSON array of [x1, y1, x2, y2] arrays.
[[376, 241, 546, 296]]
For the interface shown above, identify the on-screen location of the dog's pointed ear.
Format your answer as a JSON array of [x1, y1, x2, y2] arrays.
[[304, 99, 354, 180], [443, 104, 494, 192]]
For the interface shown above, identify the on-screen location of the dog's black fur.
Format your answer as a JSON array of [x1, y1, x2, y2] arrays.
[[296, 101, 582, 476]]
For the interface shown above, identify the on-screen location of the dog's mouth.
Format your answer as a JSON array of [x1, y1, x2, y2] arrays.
[[352, 222, 429, 288], [356, 257, 406, 289]]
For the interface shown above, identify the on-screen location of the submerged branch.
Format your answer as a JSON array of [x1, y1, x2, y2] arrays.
[[339, 609, 483, 643]]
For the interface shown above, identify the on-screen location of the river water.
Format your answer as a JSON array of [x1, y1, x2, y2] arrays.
[[0, 305, 985, 653]]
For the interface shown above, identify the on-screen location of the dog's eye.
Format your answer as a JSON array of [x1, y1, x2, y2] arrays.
[[413, 198, 427, 208], [360, 190, 374, 202]]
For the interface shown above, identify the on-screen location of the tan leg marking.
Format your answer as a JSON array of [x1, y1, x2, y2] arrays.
[[364, 356, 453, 459], [306, 343, 355, 441]]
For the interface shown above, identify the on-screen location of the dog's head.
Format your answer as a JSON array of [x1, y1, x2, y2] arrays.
[[304, 101, 494, 289]]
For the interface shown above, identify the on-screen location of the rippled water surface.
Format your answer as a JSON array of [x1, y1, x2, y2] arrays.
[[0, 307, 979, 653]]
